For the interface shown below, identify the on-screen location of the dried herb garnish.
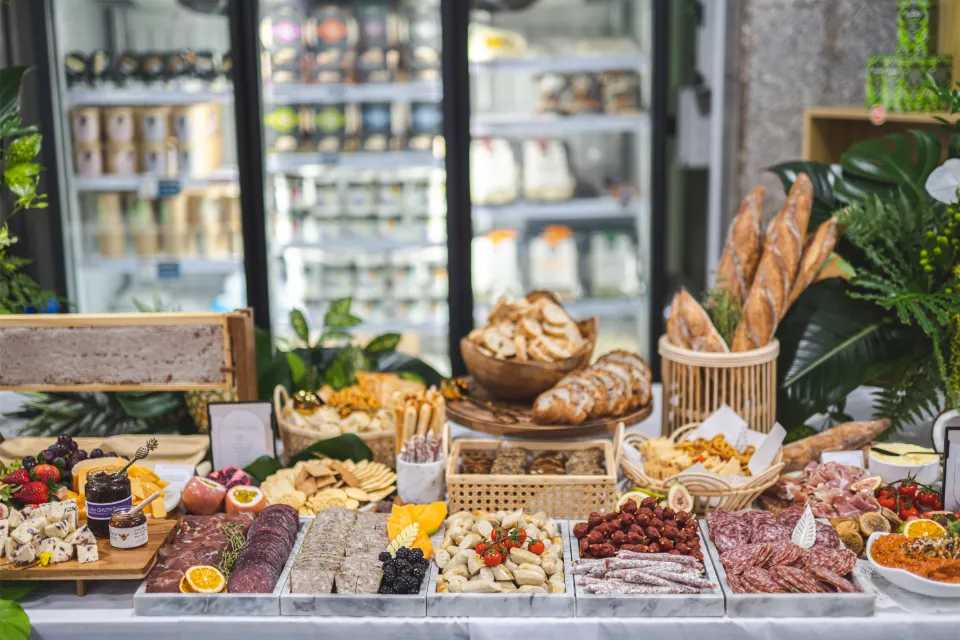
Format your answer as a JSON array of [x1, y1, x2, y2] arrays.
[[216, 523, 246, 580]]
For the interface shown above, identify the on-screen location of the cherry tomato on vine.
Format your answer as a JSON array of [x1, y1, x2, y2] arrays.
[[483, 550, 502, 567], [899, 479, 917, 499], [899, 503, 920, 521], [528, 540, 546, 555]]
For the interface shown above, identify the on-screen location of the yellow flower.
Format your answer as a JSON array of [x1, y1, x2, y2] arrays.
[[37, 551, 52, 567]]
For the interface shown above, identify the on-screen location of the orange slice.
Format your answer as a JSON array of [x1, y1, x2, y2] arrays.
[[184, 565, 226, 594], [902, 519, 946, 539], [179, 575, 196, 593]]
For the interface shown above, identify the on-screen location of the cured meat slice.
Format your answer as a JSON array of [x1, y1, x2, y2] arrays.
[[751, 523, 792, 544], [228, 565, 276, 593], [805, 547, 856, 576], [768, 566, 825, 593], [777, 508, 805, 529], [770, 542, 804, 567], [719, 542, 774, 569], [809, 566, 859, 593], [741, 566, 786, 593], [813, 523, 841, 549]]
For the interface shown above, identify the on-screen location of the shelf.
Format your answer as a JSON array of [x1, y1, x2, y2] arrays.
[[72, 168, 239, 193], [267, 152, 442, 172], [355, 320, 448, 336], [279, 237, 444, 254], [473, 197, 642, 226], [81, 257, 243, 276], [470, 53, 647, 75], [472, 113, 648, 137], [264, 81, 442, 104], [476, 296, 646, 321], [67, 87, 233, 107]]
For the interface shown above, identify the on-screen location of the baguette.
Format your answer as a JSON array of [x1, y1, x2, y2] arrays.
[[785, 216, 838, 310], [781, 419, 890, 472], [666, 289, 729, 352], [730, 174, 813, 351], [713, 186, 765, 304]]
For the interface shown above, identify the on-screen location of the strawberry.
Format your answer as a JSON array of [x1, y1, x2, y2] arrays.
[[12, 481, 49, 505], [2, 469, 30, 486], [31, 463, 60, 484]]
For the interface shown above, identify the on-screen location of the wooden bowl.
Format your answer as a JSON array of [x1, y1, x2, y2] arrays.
[[461, 315, 597, 402]]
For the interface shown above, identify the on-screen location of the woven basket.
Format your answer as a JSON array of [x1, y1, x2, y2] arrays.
[[618, 422, 784, 514], [445, 424, 619, 520], [273, 385, 396, 468], [660, 335, 779, 437]]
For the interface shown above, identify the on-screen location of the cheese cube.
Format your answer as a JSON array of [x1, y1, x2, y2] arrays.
[[0, 520, 8, 538], [60, 499, 78, 511], [51, 541, 74, 564], [44, 520, 71, 539], [11, 522, 40, 546], [12, 542, 35, 566], [0, 533, 6, 559], [38, 537, 58, 556], [0, 503, 9, 519], [76, 543, 98, 564], [20, 505, 40, 520], [7, 509, 24, 529], [64, 525, 95, 546], [46, 502, 65, 524], [63, 508, 78, 531], [4, 537, 19, 559]]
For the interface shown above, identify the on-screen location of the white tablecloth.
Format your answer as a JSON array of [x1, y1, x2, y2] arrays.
[[19, 578, 960, 640]]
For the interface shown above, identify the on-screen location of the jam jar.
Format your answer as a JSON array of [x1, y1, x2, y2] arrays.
[[85, 471, 132, 538], [109, 507, 148, 549]]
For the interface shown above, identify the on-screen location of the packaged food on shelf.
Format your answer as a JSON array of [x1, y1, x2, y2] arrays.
[[264, 105, 301, 153], [402, 3, 442, 80], [136, 106, 171, 144], [471, 138, 520, 205], [306, 3, 356, 83], [74, 144, 103, 176], [354, 0, 399, 83], [589, 231, 640, 298], [599, 71, 643, 114], [315, 104, 348, 152], [95, 192, 125, 258], [103, 107, 135, 144], [522, 140, 575, 202], [408, 102, 443, 152], [358, 102, 396, 152], [528, 226, 581, 298], [105, 142, 137, 175], [70, 107, 100, 145], [128, 198, 159, 258], [468, 23, 528, 61], [259, 3, 305, 85]]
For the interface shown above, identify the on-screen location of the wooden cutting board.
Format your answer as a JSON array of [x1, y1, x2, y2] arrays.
[[0, 518, 177, 595]]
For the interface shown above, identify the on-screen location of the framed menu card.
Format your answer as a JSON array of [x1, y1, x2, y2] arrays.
[[208, 402, 276, 471]]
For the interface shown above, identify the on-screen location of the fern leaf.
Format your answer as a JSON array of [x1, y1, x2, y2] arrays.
[[387, 523, 419, 558]]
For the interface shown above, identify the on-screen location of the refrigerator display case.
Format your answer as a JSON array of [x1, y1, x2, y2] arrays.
[[43, 0, 245, 313], [467, 0, 653, 361], [255, 0, 450, 373]]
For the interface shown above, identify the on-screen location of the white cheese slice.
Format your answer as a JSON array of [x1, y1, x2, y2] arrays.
[[11, 522, 40, 546], [12, 542, 35, 566], [60, 498, 78, 511], [76, 543, 98, 564], [64, 509, 78, 531], [7, 509, 24, 529], [51, 541, 74, 564], [44, 520, 71, 539], [4, 537, 19, 559], [64, 525, 95, 546], [20, 505, 40, 520], [37, 537, 58, 556], [0, 521, 8, 538]]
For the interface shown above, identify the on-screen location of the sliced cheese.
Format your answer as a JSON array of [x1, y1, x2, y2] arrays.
[[64, 525, 95, 546], [6, 509, 24, 529], [11, 522, 41, 546], [12, 542, 35, 566], [44, 520, 71, 539], [76, 543, 98, 564], [51, 540, 74, 564], [37, 537, 58, 556]]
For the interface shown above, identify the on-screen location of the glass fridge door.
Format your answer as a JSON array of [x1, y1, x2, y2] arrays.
[[468, 0, 652, 360], [47, 0, 243, 313], [258, 0, 449, 374]]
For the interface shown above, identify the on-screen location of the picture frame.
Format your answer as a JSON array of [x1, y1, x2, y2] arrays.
[[943, 426, 960, 512], [208, 401, 277, 471]]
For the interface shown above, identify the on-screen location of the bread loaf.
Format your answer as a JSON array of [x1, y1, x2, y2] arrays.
[[666, 289, 729, 352], [781, 419, 890, 472], [713, 186, 765, 303], [730, 174, 813, 352], [785, 216, 838, 310]]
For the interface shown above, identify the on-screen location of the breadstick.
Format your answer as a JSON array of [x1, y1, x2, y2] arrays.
[[417, 403, 433, 437], [403, 406, 417, 442]]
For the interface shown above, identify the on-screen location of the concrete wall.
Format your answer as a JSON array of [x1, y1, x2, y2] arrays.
[[733, 0, 898, 214]]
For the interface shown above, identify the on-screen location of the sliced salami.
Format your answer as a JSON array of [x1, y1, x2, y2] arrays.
[[769, 566, 825, 593], [741, 566, 786, 593], [809, 566, 860, 593], [777, 507, 806, 529], [813, 522, 841, 549], [751, 523, 792, 544], [806, 547, 857, 576]]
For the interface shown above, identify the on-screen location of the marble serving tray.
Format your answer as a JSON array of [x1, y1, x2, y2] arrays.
[[698, 520, 875, 618], [280, 550, 428, 617], [133, 519, 308, 616], [425, 521, 576, 618], [568, 520, 725, 617]]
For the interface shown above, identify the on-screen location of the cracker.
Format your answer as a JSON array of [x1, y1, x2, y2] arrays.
[[304, 460, 334, 477], [330, 460, 362, 489], [344, 488, 370, 501], [365, 486, 396, 503], [274, 490, 307, 509], [345, 499, 360, 510]]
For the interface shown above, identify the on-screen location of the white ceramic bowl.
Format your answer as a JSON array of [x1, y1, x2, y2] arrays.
[[868, 452, 940, 485], [865, 532, 960, 598]]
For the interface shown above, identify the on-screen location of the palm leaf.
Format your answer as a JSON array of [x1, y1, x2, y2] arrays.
[[839, 130, 941, 203]]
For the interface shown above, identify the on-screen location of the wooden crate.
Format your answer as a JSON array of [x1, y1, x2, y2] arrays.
[[445, 434, 619, 520]]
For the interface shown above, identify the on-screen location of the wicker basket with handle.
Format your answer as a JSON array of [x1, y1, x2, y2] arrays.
[[273, 385, 396, 468], [618, 422, 784, 514], [445, 423, 619, 520], [659, 335, 779, 437]]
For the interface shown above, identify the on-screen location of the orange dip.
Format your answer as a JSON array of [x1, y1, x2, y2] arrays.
[[872, 534, 960, 583]]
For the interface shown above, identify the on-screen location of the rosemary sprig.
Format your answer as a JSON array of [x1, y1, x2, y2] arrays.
[[217, 523, 246, 580], [704, 285, 743, 347]]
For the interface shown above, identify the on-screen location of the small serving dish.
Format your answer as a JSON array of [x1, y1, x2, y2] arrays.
[[866, 532, 960, 598], [868, 444, 940, 485]]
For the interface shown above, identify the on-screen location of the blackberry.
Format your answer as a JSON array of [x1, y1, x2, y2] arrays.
[[379, 551, 392, 562], [379, 584, 395, 595], [409, 548, 424, 561], [383, 566, 397, 583], [394, 559, 411, 572], [411, 565, 425, 579], [415, 558, 429, 572], [395, 576, 417, 594], [396, 547, 411, 560]]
